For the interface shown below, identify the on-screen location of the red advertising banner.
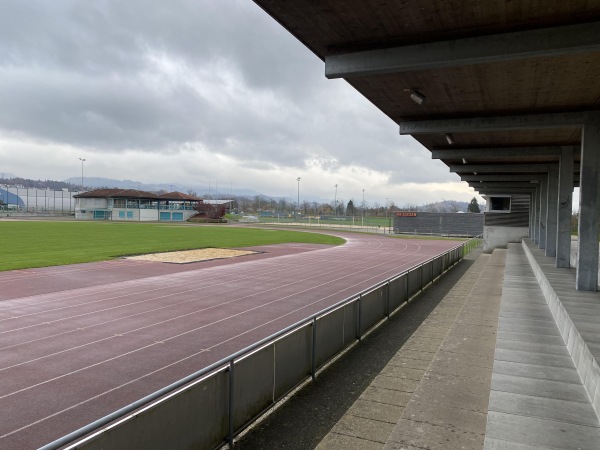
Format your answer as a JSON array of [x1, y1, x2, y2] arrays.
[[396, 212, 417, 217]]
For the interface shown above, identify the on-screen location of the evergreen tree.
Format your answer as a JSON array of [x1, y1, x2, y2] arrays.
[[347, 199, 355, 216], [467, 197, 481, 213]]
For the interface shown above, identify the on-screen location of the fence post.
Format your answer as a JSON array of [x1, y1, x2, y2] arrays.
[[311, 318, 317, 381], [357, 295, 362, 342], [386, 282, 390, 318], [228, 361, 235, 449]]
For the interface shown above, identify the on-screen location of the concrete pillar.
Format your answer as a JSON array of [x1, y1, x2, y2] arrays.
[[545, 166, 559, 257], [556, 147, 574, 268], [529, 193, 534, 238], [577, 115, 600, 290], [539, 177, 548, 250], [533, 185, 540, 244]]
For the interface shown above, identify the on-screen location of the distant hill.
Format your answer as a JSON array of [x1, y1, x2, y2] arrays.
[[63, 177, 260, 197], [414, 200, 481, 213]]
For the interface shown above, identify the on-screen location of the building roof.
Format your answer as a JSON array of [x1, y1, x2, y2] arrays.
[[203, 199, 233, 205], [159, 192, 203, 201], [75, 189, 202, 201]]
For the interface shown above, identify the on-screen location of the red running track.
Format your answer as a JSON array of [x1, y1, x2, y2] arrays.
[[0, 232, 461, 449]]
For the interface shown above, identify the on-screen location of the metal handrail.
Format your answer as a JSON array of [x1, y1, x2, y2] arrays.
[[40, 236, 481, 450]]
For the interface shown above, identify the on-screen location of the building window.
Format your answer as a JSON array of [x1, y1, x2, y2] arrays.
[[488, 196, 511, 213]]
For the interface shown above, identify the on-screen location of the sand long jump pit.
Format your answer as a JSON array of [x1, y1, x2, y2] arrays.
[[125, 248, 258, 263]]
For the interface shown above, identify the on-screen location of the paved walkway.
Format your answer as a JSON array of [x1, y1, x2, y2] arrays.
[[315, 250, 504, 450], [238, 244, 600, 449]]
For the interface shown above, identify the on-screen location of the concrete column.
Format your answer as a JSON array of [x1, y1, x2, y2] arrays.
[[577, 115, 600, 290], [529, 193, 534, 238], [545, 166, 559, 257], [533, 185, 540, 244], [539, 177, 548, 250], [556, 147, 574, 268]]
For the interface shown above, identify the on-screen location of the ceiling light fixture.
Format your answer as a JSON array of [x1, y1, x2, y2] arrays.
[[462, 158, 468, 164], [444, 133, 455, 145], [410, 89, 426, 105]]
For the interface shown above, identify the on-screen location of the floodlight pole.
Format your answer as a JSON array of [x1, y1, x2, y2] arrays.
[[297, 177, 301, 215], [362, 188, 365, 227], [334, 184, 338, 216], [78, 158, 86, 191]]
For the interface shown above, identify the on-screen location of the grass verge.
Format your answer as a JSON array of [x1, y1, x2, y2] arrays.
[[0, 221, 344, 271]]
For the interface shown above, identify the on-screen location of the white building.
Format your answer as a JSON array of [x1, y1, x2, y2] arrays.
[[74, 189, 203, 222]]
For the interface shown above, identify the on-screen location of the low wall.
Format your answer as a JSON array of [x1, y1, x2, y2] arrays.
[[394, 212, 483, 237], [483, 225, 529, 253]]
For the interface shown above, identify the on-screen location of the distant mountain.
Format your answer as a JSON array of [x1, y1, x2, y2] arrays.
[[417, 200, 473, 213], [63, 177, 261, 197]]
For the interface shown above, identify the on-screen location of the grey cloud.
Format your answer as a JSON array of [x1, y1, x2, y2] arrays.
[[0, 0, 444, 183]]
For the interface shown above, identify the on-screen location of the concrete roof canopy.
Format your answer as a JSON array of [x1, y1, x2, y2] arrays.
[[252, 0, 600, 194]]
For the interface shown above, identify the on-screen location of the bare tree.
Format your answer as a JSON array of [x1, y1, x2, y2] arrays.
[[194, 202, 226, 219]]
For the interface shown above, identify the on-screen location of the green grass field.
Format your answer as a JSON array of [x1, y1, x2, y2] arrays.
[[0, 221, 345, 271]]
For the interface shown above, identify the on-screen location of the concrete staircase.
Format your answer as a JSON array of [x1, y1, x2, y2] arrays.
[[483, 243, 600, 449]]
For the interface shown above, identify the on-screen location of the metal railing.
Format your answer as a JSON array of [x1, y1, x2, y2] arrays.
[[40, 236, 482, 450]]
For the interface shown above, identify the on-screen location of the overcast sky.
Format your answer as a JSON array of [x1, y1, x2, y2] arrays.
[[0, 0, 483, 206]]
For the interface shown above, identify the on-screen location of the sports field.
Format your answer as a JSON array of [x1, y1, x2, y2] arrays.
[[0, 230, 464, 449], [0, 221, 344, 271]]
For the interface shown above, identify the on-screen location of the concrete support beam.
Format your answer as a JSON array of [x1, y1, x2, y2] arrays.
[[400, 111, 591, 135], [325, 22, 600, 78], [461, 174, 547, 182], [432, 147, 565, 160], [539, 177, 548, 249], [450, 164, 551, 173], [461, 174, 578, 183], [577, 117, 600, 290], [468, 182, 539, 188], [477, 188, 533, 197], [556, 147, 575, 268], [545, 166, 559, 257]]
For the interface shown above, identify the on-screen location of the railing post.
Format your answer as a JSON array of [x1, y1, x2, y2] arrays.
[[311, 318, 317, 381], [228, 360, 235, 449], [357, 294, 362, 342], [386, 282, 390, 318]]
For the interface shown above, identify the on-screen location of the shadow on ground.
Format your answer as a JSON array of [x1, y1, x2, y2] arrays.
[[235, 251, 481, 449]]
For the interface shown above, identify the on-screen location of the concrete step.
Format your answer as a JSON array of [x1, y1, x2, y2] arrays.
[[484, 243, 600, 450]]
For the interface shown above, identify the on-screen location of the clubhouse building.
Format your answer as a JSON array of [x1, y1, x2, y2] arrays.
[[74, 189, 203, 222]]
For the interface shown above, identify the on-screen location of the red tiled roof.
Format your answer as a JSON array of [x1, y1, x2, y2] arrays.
[[74, 189, 162, 199], [75, 189, 203, 201]]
